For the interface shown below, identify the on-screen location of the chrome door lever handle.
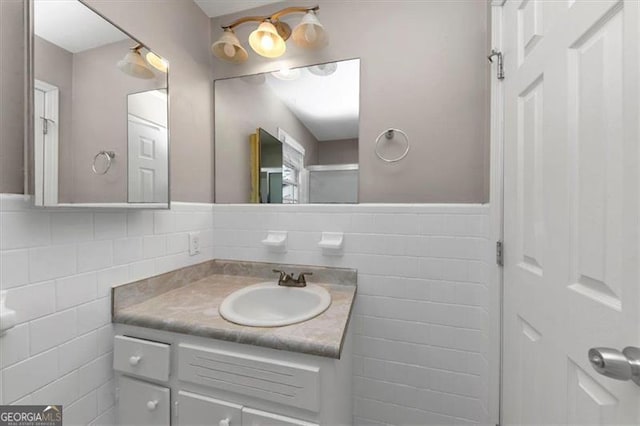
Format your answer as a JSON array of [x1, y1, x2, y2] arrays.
[[588, 346, 640, 386]]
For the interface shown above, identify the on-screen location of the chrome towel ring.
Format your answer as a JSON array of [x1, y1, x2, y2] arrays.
[[375, 128, 410, 163], [92, 150, 116, 175]]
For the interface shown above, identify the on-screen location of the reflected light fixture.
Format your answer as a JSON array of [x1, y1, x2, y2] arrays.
[[212, 5, 327, 63], [117, 44, 154, 79], [308, 61, 338, 77], [271, 67, 301, 81], [145, 51, 169, 73]]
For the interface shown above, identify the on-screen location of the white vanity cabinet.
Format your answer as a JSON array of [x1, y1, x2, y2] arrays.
[[117, 376, 171, 425], [176, 391, 242, 426], [176, 392, 317, 426], [242, 408, 318, 426], [113, 325, 352, 426]]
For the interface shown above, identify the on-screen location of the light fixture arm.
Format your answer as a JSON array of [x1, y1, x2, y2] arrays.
[[221, 6, 319, 30]]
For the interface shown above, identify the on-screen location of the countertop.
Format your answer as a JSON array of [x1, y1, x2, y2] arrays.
[[112, 270, 356, 359]]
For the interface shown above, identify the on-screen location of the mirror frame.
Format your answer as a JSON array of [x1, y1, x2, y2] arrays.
[[25, 0, 171, 209]]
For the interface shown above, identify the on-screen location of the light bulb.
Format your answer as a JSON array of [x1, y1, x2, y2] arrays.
[[305, 26, 317, 43], [223, 43, 235, 57], [261, 34, 274, 51]]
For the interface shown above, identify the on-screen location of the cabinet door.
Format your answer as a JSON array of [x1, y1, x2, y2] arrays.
[[117, 376, 170, 426], [241, 408, 318, 426], [177, 391, 242, 426]]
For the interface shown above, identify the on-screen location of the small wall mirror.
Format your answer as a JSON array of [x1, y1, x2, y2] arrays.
[[31, 0, 170, 208], [215, 58, 360, 204]]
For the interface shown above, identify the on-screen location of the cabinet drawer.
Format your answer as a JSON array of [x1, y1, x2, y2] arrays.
[[177, 391, 242, 426], [178, 343, 320, 412], [242, 408, 318, 426], [116, 376, 170, 426], [114, 335, 170, 382]]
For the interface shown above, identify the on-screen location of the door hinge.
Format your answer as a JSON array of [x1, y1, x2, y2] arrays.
[[488, 49, 505, 80], [496, 240, 504, 266]]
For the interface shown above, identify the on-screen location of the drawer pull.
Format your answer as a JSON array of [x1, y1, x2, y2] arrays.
[[219, 419, 230, 426], [129, 355, 142, 366], [146, 400, 158, 411]]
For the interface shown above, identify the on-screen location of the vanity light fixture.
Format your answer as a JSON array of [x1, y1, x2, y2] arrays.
[[211, 28, 248, 64], [249, 21, 287, 58], [212, 5, 327, 63]]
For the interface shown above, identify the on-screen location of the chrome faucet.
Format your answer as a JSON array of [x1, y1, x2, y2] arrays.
[[273, 270, 313, 288]]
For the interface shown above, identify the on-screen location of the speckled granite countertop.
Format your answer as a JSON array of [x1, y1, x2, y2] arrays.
[[112, 260, 357, 359]]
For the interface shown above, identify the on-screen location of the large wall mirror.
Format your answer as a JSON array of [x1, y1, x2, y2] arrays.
[[31, 0, 170, 208], [215, 58, 359, 204]]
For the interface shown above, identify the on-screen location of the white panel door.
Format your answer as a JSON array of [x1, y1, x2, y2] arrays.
[[502, 0, 639, 424], [127, 115, 168, 203]]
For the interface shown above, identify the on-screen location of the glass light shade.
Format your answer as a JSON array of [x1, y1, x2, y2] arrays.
[[145, 51, 169, 73], [292, 11, 328, 49], [308, 62, 337, 76], [211, 29, 248, 63], [117, 48, 154, 79], [249, 21, 286, 58], [271, 67, 301, 81]]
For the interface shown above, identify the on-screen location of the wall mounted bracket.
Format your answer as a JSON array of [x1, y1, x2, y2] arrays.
[[262, 231, 288, 253], [488, 49, 504, 80]]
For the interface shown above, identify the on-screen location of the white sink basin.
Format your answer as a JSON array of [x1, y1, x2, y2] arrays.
[[219, 282, 331, 327]]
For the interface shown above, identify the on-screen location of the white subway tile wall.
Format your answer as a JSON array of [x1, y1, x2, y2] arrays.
[[212, 204, 492, 426], [0, 195, 215, 425], [0, 195, 492, 426]]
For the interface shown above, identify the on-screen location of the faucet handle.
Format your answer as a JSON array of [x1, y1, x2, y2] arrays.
[[296, 272, 313, 285], [272, 269, 286, 280]]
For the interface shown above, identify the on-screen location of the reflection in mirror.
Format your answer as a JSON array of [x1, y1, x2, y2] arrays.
[[215, 59, 360, 204], [32, 0, 169, 207], [127, 90, 169, 203], [252, 128, 283, 204]]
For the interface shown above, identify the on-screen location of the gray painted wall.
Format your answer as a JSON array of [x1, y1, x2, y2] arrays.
[[0, 0, 214, 202], [0, 0, 26, 194], [318, 139, 358, 165], [211, 0, 490, 203]]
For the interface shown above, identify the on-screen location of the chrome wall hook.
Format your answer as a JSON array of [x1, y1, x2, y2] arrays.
[[488, 49, 504, 80]]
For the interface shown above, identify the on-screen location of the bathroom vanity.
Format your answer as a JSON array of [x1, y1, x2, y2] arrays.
[[111, 260, 356, 426]]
